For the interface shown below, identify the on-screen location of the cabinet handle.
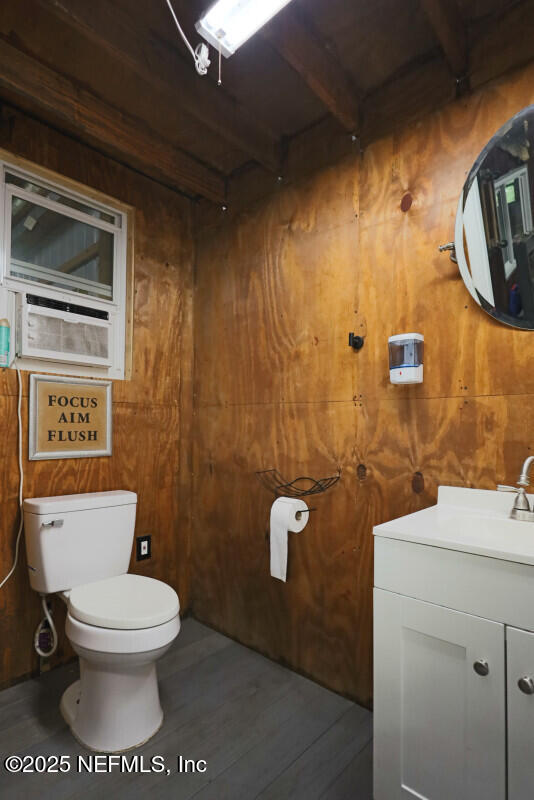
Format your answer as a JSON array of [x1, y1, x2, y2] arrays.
[[518, 676, 534, 695], [473, 659, 489, 676]]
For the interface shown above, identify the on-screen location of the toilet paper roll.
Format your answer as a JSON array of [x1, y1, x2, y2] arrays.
[[270, 496, 309, 582]]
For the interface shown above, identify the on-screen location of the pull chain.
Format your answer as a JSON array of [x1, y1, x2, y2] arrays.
[[218, 46, 222, 86]]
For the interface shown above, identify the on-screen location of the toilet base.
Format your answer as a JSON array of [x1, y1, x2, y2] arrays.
[[60, 647, 167, 753], [61, 681, 163, 752], [60, 680, 81, 730]]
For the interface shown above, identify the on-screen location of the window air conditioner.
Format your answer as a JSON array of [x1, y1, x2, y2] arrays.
[[17, 294, 112, 368]]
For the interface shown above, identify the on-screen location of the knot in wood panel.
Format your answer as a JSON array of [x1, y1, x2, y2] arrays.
[[412, 471, 425, 494], [400, 192, 413, 212]]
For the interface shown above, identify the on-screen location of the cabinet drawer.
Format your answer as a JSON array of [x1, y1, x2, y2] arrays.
[[507, 627, 534, 800], [375, 536, 534, 631]]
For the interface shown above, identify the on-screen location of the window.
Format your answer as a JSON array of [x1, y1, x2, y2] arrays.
[[0, 155, 132, 379], [494, 166, 533, 279]]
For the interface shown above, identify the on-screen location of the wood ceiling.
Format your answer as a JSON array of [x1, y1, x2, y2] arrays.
[[0, 0, 532, 202]]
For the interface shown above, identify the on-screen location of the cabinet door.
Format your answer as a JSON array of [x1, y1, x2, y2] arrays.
[[507, 626, 534, 799], [374, 589, 506, 800]]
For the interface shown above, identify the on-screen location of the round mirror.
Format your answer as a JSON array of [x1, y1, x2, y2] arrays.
[[455, 105, 534, 329]]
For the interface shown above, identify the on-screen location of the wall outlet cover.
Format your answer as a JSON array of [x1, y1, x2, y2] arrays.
[[136, 534, 151, 561]]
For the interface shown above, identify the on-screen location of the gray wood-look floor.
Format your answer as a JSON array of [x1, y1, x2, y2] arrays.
[[0, 619, 373, 799]]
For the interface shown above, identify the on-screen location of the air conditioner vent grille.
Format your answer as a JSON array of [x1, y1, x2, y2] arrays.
[[28, 313, 109, 360]]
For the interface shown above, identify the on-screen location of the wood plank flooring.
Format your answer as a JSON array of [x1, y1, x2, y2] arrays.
[[0, 619, 373, 799]]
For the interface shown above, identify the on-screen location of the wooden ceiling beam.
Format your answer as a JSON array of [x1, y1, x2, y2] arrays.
[[469, 0, 534, 89], [0, 39, 226, 202], [36, 0, 280, 172], [262, 9, 361, 134], [419, 0, 467, 78], [361, 0, 534, 148]]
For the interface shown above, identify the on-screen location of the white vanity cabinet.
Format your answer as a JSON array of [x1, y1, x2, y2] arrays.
[[507, 627, 534, 799], [374, 590, 505, 799], [373, 486, 534, 800]]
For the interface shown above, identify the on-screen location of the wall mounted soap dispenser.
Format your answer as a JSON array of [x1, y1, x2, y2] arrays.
[[388, 333, 424, 384]]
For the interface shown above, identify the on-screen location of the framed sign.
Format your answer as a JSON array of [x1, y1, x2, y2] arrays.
[[29, 375, 112, 460]]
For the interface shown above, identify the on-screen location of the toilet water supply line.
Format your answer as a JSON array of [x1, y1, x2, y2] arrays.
[[34, 594, 58, 658], [0, 365, 58, 657]]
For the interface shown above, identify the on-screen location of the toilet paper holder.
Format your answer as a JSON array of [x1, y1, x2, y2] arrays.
[[295, 508, 317, 519]]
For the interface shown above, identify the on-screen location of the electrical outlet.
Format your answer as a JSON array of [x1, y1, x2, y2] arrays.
[[136, 535, 151, 561]]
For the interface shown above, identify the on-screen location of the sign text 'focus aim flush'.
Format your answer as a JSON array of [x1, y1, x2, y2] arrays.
[[29, 375, 112, 460]]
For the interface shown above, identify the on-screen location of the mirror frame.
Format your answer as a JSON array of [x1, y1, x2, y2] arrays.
[[454, 104, 534, 330]]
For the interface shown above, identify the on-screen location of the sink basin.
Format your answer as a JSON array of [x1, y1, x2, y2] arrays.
[[373, 486, 534, 566]]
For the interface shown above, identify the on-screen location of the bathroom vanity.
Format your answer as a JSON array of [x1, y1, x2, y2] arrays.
[[373, 486, 534, 800]]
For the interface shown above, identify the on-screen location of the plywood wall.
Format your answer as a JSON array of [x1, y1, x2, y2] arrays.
[[0, 108, 194, 689], [192, 61, 534, 707]]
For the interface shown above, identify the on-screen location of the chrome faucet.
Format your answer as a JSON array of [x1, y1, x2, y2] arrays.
[[498, 456, 534, 522], [518, 456, 534, 488]]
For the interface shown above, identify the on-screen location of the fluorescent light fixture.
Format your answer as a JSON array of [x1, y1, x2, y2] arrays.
[[196, 0, 294, 58]]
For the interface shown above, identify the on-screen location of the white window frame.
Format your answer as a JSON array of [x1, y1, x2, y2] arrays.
[[0, 155, 131, 380], [494, 166, 533, 280]]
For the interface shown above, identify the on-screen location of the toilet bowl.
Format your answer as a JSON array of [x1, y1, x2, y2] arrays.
[[23, 491, 180, 753], [61, 573, 180, 752]]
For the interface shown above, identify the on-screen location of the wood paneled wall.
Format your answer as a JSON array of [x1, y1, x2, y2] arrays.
[[192, 61, 534, 707], [0, 108, 194, 689]]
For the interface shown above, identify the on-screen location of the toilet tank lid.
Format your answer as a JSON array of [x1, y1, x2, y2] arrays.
[[24, 490, 137, 515]]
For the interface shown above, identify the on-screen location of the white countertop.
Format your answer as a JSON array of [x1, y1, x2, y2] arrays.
[[373, 486, 534, 566]]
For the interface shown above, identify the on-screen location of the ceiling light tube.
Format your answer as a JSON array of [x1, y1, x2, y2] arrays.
[[196, 0, 294, 58]]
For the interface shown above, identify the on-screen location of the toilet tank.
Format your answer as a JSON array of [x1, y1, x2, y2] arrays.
[[23, 491, 137, 593]]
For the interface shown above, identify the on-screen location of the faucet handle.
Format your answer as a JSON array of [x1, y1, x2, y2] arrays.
[[498, 479, 534, 520], [497, 484, 531, 512]]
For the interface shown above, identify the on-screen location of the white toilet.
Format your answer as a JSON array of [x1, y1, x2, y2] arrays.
[[23, 490, 180, 753]]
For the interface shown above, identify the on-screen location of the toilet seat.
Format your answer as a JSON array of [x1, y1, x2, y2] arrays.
[[65, 611, 181, 655], [68, 573, 179, 629]]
